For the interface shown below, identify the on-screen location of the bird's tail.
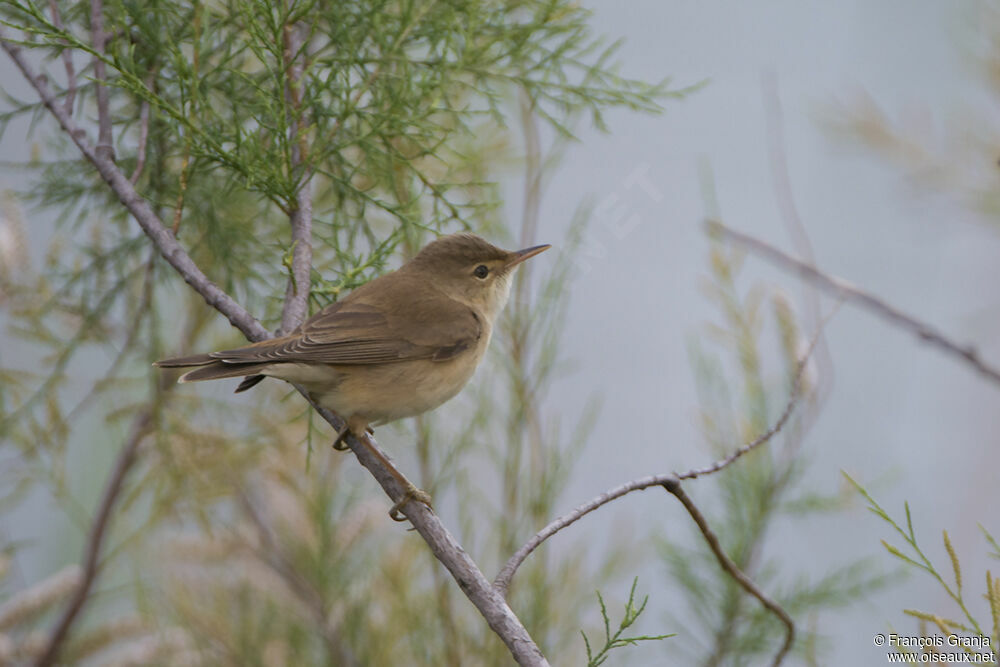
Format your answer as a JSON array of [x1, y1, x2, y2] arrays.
[[154, 354, 270, 391]]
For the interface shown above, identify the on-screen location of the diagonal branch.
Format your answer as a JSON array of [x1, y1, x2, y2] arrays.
[[302, 397, 550, 667], [708, 219, 1000, 386], [660, 478, 794, 666], [34, 409, 153, 667], [0, 33, 269, 342]]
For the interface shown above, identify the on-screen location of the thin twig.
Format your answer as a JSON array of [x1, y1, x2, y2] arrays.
[[493, 323, 824, 596], [279, 17, 313, 333], [129, 93, 150, 184], [494, 473, 678, 597], [90, 0, 114, 162], [676, 317, 826, 480], [660, 478, 794, 666], [34, 409, 153, 667], [0, 34, 269, 341], [708, 219, 1000, 386], [47, 0, 76, 115]]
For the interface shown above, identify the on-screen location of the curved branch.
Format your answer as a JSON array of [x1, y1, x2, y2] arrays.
[[708, 219, 1000, 386], [493, 473, 679, 596], [676, 319, 823, 481], [495, 321, 824, 595]]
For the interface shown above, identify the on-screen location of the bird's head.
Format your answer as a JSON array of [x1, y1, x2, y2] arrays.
[[406, 233, 550, 318]]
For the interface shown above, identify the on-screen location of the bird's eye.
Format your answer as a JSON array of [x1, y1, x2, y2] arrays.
[[473, 264, 489, 279]]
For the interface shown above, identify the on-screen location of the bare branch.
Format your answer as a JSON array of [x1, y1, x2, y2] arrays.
[[708, 219, 1000, 386], [495, 322, 825, 596], [34, 409, 153, 667], [660, 478, 794, 666], [89, 0, 114, 162], [279, 19, 313, 333], [0, 34, 270, 342], [494, 473, 678, 596], [47, 0, 76, 115], [677, 316, 828, 481], [302, 397, 549, 667]]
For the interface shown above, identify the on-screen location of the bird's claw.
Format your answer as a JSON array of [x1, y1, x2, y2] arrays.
[[331, 425, 351, 451], [331, 424, 375, 451], [388, 484, 433, 522]]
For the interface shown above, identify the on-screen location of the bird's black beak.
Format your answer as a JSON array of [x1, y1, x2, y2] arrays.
[[505, 244, 551, 269]]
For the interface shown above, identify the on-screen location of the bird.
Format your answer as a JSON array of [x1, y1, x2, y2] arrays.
[[155, 232, 550, 518]]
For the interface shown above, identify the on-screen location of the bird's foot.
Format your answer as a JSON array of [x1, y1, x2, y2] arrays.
[[331, 421, 374, 451], [388, 484, 433, 522], [331, 424, 352, 451]]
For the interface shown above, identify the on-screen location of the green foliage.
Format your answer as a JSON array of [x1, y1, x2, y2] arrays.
[[581, 577, 674, 667], [845, 474, 1000, 661]]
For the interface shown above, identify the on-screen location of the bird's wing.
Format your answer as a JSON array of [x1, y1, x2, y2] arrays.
[[209, 286, 482, 366]]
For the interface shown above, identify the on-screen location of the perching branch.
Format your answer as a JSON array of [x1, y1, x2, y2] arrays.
[[303, 398, 550, 667], [34, 409, 153, 667], [660, 478, 794, 667], [708, 219, 1000, 386], [1, 31, 549, 667]]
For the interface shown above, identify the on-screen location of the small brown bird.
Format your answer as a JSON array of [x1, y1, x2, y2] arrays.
[[155, 233, 549, 517]]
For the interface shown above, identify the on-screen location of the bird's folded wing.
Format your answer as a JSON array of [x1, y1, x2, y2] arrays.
[[208, 295, 481, 365]]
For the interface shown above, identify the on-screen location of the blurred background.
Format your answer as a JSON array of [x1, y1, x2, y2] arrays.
[[2, 0, 998, 665]]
